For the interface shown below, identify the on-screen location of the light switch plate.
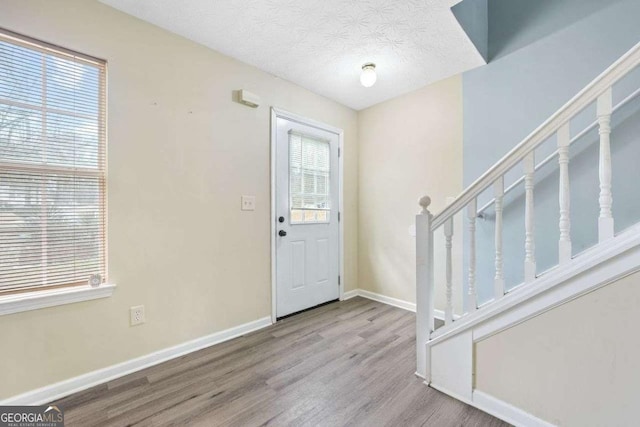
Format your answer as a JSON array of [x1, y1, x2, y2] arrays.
[[241, 195, 256, 211]]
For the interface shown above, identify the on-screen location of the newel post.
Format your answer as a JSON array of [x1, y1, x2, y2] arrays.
[[416, 196, 434, 381]]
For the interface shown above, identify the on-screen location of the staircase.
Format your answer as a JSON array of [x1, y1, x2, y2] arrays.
[[415, 41, 640, 425]]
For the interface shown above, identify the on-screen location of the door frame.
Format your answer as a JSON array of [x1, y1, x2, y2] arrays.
[[270, 107, 345, 323]]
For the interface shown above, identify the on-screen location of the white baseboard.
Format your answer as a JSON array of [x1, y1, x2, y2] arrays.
[[343, 288, 455, 321], [357, 289, 417, 312], [342, 289, 359, 300], [472, 390, 555, 427], [1, 316, 273, 405], [429, 384, 554, 427], [471, 390, 554, 427]]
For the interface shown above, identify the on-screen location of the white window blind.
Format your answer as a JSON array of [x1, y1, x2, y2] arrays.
[[0, 29, 107, 294], [289, 131, 331, 224]]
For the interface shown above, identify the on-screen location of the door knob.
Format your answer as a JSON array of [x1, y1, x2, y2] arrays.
[[279, 230, 287, 237]]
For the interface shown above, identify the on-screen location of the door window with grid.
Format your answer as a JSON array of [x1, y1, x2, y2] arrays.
[[0, 30, 107, 294], [289, 131, 331, 224]]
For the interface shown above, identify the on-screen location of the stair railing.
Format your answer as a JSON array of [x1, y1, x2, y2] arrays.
[[416, 41, 640, 380]]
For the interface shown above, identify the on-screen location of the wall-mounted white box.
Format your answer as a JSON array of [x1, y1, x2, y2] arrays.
[[238, 90, 260, 108]]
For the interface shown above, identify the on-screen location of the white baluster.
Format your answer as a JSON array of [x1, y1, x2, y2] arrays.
[[598, 87, 614, 242], [467, 198, 477, 313], [558, 123, 572, 264], [524, 152, 536, 283], [416, 196, 434, 380], [494, 177, 505, 299], [444, 217, 453, 325]]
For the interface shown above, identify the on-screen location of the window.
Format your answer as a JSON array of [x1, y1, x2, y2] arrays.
[[0, 29, 107, 295], [289, 131, 331, 224]]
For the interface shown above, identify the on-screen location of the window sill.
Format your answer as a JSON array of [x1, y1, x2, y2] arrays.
[[0, 284, 116, 316]]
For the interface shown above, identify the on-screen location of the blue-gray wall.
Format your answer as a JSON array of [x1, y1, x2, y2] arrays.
[[452, 0, 488, 63], [462, 0, 640, 305]]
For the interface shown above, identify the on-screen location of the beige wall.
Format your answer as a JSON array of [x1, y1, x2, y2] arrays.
[[476, 270, 640, 426], [0, 0, 358, 399], [357, 76, 463, 306]]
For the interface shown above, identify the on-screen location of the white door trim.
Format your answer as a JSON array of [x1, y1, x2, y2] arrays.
[[270, 107, 344, 323]]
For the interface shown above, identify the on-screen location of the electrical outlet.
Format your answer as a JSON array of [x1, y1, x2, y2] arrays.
[[130, 305, 145, 326], [241, 195, 255, 211]]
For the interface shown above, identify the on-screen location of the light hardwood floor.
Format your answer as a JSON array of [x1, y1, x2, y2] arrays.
[[52, 297, 509, 426]]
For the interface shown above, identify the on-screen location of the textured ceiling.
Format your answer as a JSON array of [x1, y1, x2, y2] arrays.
[[99, 0, 486, 110]]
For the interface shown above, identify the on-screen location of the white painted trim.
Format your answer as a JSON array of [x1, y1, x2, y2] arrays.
[[429, 223, 640, 345], [343, 289, 456, 321], [270, 108, 278, 324], [433, 308, 460, 322], [270, 107, 344, 322], [428, 384, 555, 427], [473, 255, 640, 341], [342, 289, 358, 300], [429, 382, 473, 406], [271, 108, 344, 135], [472, 390, 556, 427], [357, 289, 416, 312], [1, 316, 272, 405], [0, 284, 116, 316], [430, 329, 473, 401], [422, 227, 640, 427], [338, 125, 345, 305]]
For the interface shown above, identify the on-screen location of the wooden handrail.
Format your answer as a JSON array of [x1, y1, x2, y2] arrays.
[[431, 41, 640, 230]]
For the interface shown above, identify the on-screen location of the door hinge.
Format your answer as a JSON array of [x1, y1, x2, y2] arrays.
[[338, 147, 341, 157], [338, 275, 341, 285], [338, 212, 341, 222]]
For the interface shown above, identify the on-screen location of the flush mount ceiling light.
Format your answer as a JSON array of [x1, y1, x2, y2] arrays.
[[360, 63, 377, 88]]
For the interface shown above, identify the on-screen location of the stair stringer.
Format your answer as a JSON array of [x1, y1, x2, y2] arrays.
[[423, 223, 640, 426]]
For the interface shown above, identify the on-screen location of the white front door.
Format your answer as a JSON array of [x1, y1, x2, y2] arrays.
[[275, 115, 340, 318]]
